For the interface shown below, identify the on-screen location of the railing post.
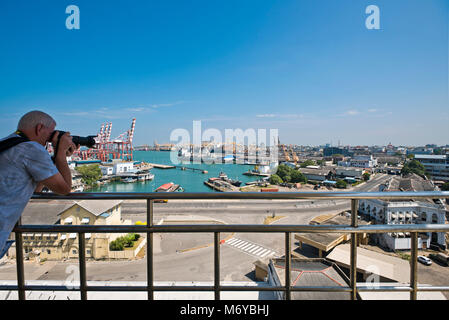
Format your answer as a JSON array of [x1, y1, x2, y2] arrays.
[[350, 199, 359, 300], [147, 199, 154, 300], [285, 232, 291, 300], [78, 232, 87, 300], [410, 232, 418, 300], [214, 232, 220, 300], [14, 219, 26, 300]]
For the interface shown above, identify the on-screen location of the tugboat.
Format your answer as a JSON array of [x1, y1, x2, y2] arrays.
[[218, 171, 242, 187]]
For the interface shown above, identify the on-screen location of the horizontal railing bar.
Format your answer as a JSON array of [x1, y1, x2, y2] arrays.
[[13, 223, 449, 234], [31, 191, 449, 201], [3, 285, 449, 293]]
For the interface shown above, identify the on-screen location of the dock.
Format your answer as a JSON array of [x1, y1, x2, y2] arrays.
[[146, 163, 175, 169], [176, 166, 208, 174], [145, 163, 207, 173]]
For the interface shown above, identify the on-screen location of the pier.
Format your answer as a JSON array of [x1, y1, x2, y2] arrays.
[[146, 163, 175, 169], [176, 166, 208, 174], [146, 163, 208, 174]]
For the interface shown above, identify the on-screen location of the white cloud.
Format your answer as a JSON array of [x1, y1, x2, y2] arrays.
[[151, 100, 186, 109], [345, 109, 360, 116], [256, 114, 276, 118], [256, 113, 303, 119]]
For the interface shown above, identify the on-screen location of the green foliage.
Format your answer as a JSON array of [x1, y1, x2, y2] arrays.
[[401, 160, 428, 178], [290, 170, 307, 183], [275, 165, 307, 183], [269, 174, 283, 185], [75, 164, 102, 186], [441, 182, 449, 191], [406, 154, 415, 159], [300, 160, 316, 168], [336, 180, 347, 189], [109, 233, 140, 251], [363, 172, 371, 181]]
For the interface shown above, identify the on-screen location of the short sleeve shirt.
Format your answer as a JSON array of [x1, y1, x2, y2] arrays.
[[0, 133, 59, 254]]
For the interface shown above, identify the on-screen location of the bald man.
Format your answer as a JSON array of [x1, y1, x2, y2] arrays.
[[0, 110, 77, 258]]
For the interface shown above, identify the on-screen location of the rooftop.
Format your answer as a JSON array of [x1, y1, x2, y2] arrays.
[[270, 258, 351, 300]]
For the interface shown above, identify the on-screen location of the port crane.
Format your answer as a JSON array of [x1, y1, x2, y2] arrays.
[[73, 118, 136, 162]]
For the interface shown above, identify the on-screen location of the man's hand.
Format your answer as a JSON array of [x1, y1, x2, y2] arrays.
[[51, 131, 76, 158], [66, 142, 80, 157]]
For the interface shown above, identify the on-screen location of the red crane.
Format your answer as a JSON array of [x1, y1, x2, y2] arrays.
[[73, 118, 136, 162]]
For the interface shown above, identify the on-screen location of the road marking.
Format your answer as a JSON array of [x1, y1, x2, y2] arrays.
[[225, 238, 277, 258], [252, 248, 265, 255], [230, 239, 243, 246], [240, 244, 254, 250], [243, 244, 257, 252]]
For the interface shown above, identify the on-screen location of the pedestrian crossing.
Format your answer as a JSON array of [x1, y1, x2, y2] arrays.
[[224, 238, 277, 259]]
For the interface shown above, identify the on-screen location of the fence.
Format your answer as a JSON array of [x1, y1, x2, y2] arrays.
[[3, 191, 449, 300]]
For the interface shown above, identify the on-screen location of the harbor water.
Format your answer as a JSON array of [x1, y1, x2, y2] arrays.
[[86, 151, 263, 193]]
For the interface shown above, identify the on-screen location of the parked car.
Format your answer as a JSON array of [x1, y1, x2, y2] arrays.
[[418, 256, 432, 266], [429, 253, 449, 266]]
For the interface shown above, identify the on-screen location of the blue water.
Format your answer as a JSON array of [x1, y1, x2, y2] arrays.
[[86, 151, 261, 193]]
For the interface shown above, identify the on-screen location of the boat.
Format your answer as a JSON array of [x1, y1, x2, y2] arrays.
[[137, 172, 155, 181], [223, 155, 234, 163], [155, 182, 182, 192], [122, 177, 137, 183], [204, 178, 234, 192], [242, 165, 270, 177], [218, 171, 242, 187]]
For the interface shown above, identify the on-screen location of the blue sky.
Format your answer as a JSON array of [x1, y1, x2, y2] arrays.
[[0, 0, 448, 146]]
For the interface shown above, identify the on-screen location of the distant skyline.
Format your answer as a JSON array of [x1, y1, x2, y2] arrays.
[[0, 0, 448, 146]]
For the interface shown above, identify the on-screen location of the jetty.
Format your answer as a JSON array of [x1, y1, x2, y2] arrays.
[[145, 163, 207, 173], [146, 163, 175, 169], [176, 166, 208, 174], [204, 178, 235, 192]]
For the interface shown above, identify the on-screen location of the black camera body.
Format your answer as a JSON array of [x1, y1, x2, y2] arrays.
[[52, 130, 97, 148]]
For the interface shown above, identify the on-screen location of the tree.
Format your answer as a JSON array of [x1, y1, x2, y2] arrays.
[[401, 160, 428, 178], [300, 160, 316, 168], [269, 174, 283, 185], [75, 164, 102, 186], [275, 164, 307, 184], [363, 173, 371, 181], [442, 182, 449, 191], [290, 170, 307, 183], [336, 180, 347, 189], [276, 164, 292, 181], [109, 233, 140, 251]]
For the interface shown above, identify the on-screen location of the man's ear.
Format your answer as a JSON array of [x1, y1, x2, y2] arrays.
[[35, 123, 44, 136]]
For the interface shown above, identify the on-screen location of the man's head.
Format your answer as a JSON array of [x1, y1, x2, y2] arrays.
[[17, 111, 56, 146]]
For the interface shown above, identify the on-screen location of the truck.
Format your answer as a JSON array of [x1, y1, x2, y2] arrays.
[[429, 252, 449, 266]]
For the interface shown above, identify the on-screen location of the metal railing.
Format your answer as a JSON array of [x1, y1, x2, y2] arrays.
[[4, 191, 449, 300]]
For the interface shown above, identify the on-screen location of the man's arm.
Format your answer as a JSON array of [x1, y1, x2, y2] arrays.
[[37, 132, 75, 195]]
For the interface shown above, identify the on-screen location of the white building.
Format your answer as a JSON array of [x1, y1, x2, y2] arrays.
[[113, 162, 135, 175], [100, 165, 114, 176], [335, 167, 364, 180], [414, 154, 449, 182], [358, 174, 447, 251], [339, 155, 377, 168]]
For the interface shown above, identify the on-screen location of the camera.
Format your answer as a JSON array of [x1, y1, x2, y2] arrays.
[[51, 130, 97, 148]]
